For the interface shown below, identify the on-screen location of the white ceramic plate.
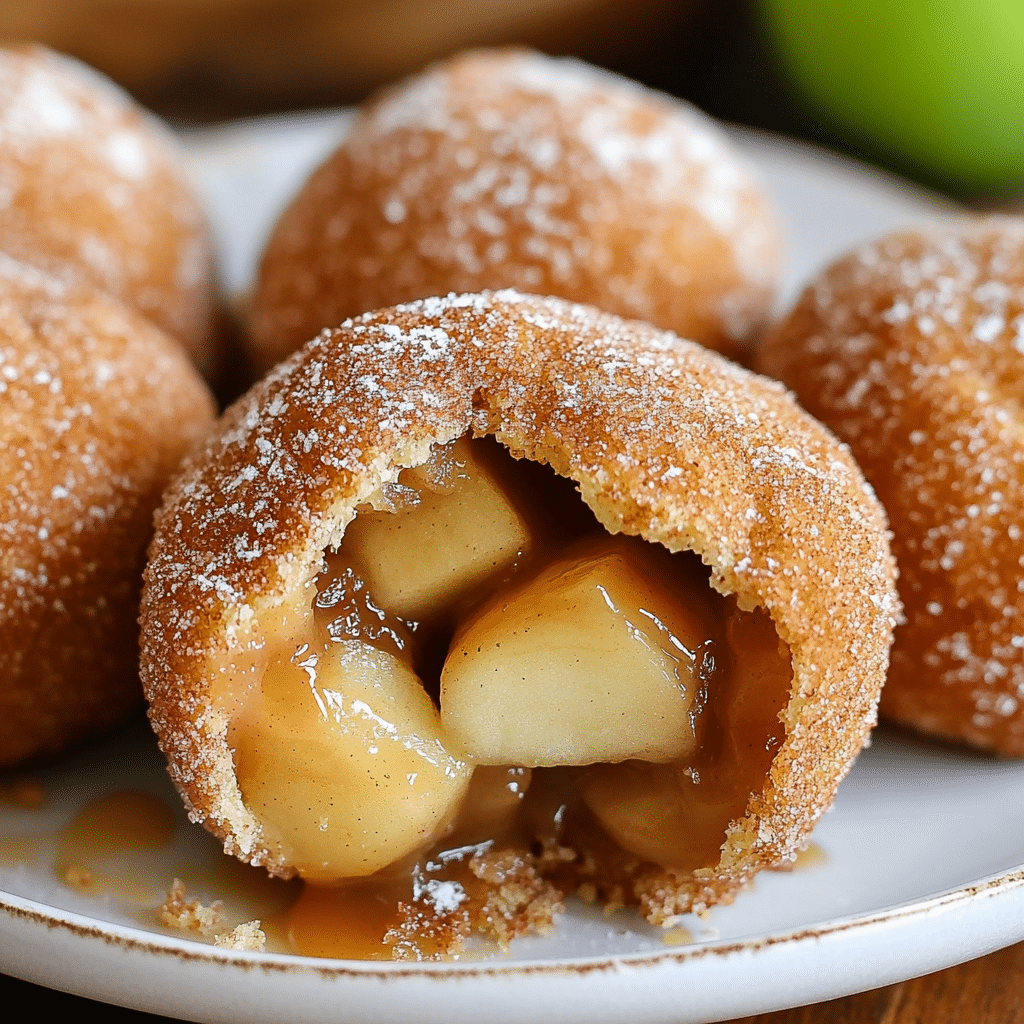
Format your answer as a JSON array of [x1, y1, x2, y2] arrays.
[[4, 116, 1016, 1024]]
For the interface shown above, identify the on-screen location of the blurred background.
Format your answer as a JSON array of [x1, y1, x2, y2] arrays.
[[3, 0, 1022, 199]]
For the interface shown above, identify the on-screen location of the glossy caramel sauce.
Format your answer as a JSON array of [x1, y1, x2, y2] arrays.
[[0, 779, 301, 949], [283, 879, 404, 959], [788, 842, 827, 872], [55, 789, 177, 899], [59, 790, 176, 860], [228, 434, 793, 959], [661, 926, 695, 946], [282, 765, 541, 959]]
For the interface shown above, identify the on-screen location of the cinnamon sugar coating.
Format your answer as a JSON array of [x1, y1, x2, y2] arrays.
[[758, 219, 1024, 755], [0, 45, 219, 377], [249, 48, 781, 374], [0, 257, 216, 766], [142, 291, 896, 920]]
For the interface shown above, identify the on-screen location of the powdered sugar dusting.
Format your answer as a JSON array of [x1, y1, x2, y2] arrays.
[[251, 49, 782, 372], [0, 256, 214, 765], [0, 45, 215, 370], [760, 218, 1024, 753], [5, 66, 82, 137]]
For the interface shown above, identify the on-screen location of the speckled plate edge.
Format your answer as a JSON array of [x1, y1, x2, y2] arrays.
[[5, 865, 1024, 1024]]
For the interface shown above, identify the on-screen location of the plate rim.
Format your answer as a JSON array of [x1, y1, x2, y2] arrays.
[[5, 859, 1024, 978]]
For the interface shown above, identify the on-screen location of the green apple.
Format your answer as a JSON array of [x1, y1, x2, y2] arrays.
[[758, 0, 1024, 190]]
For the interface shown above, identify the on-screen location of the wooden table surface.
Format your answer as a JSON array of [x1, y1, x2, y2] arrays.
[[5, 937, 1024, 1022], [734, 941, 1024, 1023]]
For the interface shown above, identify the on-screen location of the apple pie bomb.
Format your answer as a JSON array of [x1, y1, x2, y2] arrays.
[[0, 255, 215, 767], [141, 292, 897, 958], [758, 219, 1024, 756], [248, 48, 782, 375], [0, 44, 219, 378]]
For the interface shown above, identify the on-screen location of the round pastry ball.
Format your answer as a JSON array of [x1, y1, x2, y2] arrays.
[[0, 256, 216, 766], [0, 44, 220, 378], [758, 219, 1024, 755], [143, 290, 896, 918], [249, 48, 782, 374]]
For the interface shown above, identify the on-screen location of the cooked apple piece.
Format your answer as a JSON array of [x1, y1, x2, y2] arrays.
[[440, 538, 719, 767], [443, 765, 532, 846], [313, 560, 416, 665], [582, 604, 791, 870], [232, 638, 472, 881], [339, 436, 532, 622], [580, 761, 737, 869]]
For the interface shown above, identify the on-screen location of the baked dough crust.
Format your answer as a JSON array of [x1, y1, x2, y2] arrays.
[[0, 256, 215, 766], [142, 291, 896, 916], [0, 44, 219, 378], [249, 48, 782, 374], [758, 219, 1024, 755]]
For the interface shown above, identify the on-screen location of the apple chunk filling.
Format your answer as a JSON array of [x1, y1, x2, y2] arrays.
[[580, 607, 790, 868], [441, 537, 719, 767], [338, 435, 533, 621], [230, 433, 792, 891], [232, 639, 472, 881]]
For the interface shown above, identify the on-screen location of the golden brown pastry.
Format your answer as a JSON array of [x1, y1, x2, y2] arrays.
[[142, 291, 896, 950], [0, 255, 216, 767], [0, 44, 220, 378], [249, 48, 782, 374], [758, 219, 1024, 755]]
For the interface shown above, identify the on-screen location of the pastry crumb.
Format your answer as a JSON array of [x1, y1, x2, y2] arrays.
[[214, 920, 267, 951], [383, 847, 565, 960], [384, 901, 473, 962], [470, 848, 563, 950], [158, 878, 224, 936], [662, 926, 693, 946]]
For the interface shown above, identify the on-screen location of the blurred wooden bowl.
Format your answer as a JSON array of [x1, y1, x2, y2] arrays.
[[0, 0, 689, 117]]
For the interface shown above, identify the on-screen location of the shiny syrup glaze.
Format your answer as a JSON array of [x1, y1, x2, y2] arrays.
[[232, 435, 792, 959], [0, 786, 177, 878], [55, 790, 177, 897], [50, 788, 298, 946]]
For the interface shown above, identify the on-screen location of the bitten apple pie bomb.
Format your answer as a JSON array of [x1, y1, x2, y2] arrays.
[[141, 292, 897, 943], [0, 255, 215, 767], [249, 48, 782, 375], [758, 218, 1024, 756]]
